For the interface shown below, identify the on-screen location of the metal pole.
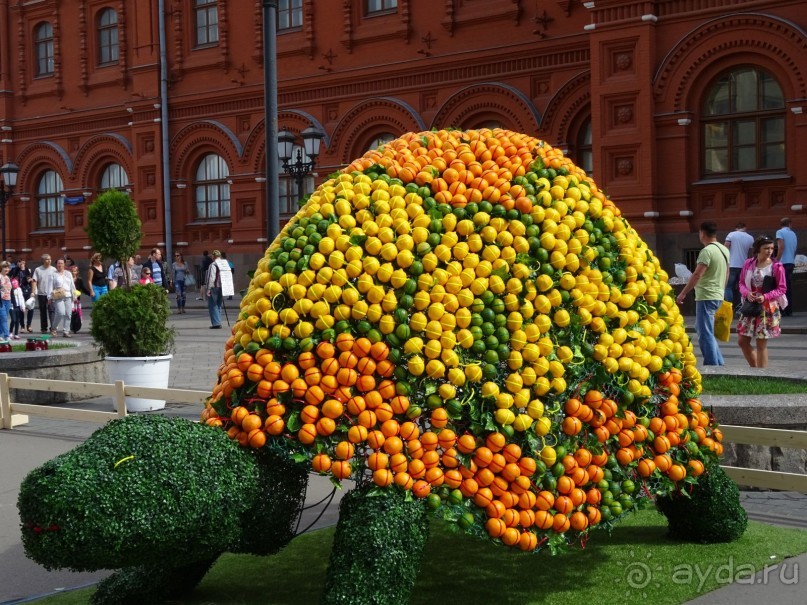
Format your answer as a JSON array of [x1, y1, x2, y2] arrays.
[[0, 192, 6, 261], [158, 0, 173, 264], [263, 0, 280, 245]]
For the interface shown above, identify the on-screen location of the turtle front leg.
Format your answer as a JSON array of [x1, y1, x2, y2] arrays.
[[90, 556, 220, 605], [322, 485, 430, 605]]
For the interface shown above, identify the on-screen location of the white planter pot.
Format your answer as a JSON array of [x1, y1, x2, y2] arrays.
[[105, 355, 173, 412]]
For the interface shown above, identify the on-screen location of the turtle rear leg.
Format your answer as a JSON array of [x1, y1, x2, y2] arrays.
[[90, 556, 219, 605], [657, 464, 747, 543], [322, 486, 429, 605]]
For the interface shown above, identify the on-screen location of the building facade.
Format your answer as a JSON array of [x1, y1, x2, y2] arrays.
[[1, 0, 805, 286]]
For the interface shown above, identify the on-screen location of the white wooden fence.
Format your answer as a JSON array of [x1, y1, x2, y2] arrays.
[[0, 373, 209, 429], [1, 374, 805, 493], [720, 425, 807, 493]]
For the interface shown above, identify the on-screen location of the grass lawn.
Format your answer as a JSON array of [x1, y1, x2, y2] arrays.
[[32, 509, 807, 605], [701, 375, 807, 395], [8, 342, 75, 352]]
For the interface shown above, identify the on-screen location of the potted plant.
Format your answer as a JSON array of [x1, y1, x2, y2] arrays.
[[86, 190, 175, 411]]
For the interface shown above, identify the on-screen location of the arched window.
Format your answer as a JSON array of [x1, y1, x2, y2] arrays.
[[98, 8, 119, 65], [367, 0, 397, 14], [367, 133, 396, 151], [194, 154, 230, 220], [278, 0, 303, 30], [702, 67, 785, 175], [575, 118, 593, 176], [34, 22, 54, 76], [37, 170, 64, 229], [194, 0, 219, 46], [100, 163, 129, 190], [473, 120, 503, 130]]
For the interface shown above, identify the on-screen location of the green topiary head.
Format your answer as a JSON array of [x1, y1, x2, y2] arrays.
[[90, 284, 175, 357], [18, 415, 259, 571]]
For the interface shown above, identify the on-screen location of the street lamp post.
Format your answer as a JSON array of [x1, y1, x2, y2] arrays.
[[262, 0, 280, 244], [0, 162, 20, 261], [277, 127, 324, 201]]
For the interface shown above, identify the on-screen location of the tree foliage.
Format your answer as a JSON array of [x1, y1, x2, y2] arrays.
[[86, 190, 141, 287]]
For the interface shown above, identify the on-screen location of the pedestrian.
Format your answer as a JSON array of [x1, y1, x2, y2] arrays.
[[723, 222, 754, 304], [132, 254, 143, 280], [774, 217, 797, 316], [106, 259, 120, 289], [138, 266, 154, 284], [222, 252, 235, 300], [69, 265, 85, 334], [172, 251, 188, 313], [9, 277, 25, 339], [10, 259, 34, 332], [47, 258, 75, 338], [675, 221, 730, 366], [737, 236, 788, 368], [110, 257, 138, 287], [87, 253, 108, 302], [31, 253, 57, 333], [143, 248, 170, 290], [198, 250, 213, 301], [205, 250, 233, 329], [0, 261, 11, 344]]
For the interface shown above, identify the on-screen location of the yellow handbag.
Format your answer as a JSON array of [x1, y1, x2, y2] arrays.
[[714, 301, 733, 342]]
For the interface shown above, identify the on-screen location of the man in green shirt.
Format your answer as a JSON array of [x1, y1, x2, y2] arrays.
[[675, 221, 729, 365]]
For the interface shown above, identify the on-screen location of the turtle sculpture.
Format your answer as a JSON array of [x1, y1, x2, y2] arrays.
[[19, 129, 747, 605]]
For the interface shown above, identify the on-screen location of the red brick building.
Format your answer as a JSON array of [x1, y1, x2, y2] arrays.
[[1, 0, 805, 286]]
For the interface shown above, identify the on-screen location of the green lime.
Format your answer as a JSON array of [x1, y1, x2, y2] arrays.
[[406, 405, 422, 420], [483, 350, 499, 364], [448, 489, 463, 506], [471, 340, 487, 355], [458, 512, 475, 530], [446, 399, 464, 417], [427, 394, 442, 410], [356, 320, 371, 334], [334, 320, 351, 334]]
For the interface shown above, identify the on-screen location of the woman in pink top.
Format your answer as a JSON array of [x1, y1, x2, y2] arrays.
[[737, 235, 788, 368]]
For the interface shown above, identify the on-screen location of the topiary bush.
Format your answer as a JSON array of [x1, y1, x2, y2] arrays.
[[322, 486, 430, 605], [86, 189, 141, 289], [18, 415, 309, 604], [656, 464, 748, 543], [90, 284, 175, 357]]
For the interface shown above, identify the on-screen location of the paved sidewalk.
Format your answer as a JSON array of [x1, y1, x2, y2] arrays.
[[0, 301, 805, 603]]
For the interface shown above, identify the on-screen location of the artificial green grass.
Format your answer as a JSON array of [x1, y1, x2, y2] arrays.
[[8, 342, 75, 353], [701, 375, 807, 395], [31, 509, 807, 605]]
